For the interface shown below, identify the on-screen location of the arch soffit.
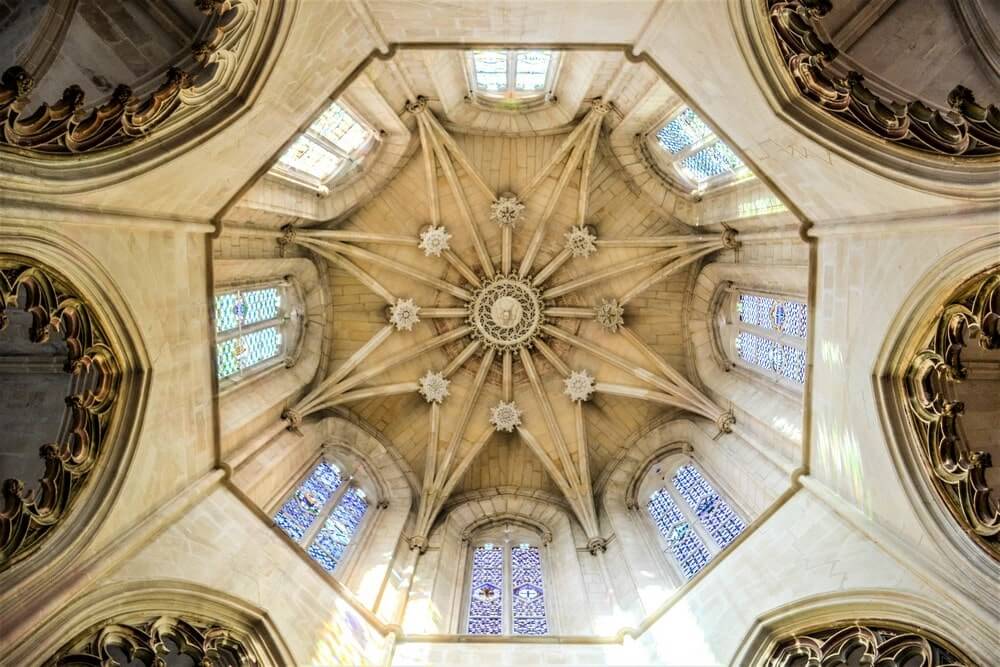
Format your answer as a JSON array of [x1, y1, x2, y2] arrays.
[[430, 491, 573, 546], [731, 589, 998, 667], [0, 224, 150, 594]]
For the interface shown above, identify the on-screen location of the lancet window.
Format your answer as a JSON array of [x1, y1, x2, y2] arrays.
[[273, 459, 371, 575], [269, 99, 378, 193], [651, 105, 751, 193], [466, 50, 559, 104], [465, 532, 550, 636], [213, 281, 302, 385], [716, 287, 808, 388], [645, 460, 746, 580]]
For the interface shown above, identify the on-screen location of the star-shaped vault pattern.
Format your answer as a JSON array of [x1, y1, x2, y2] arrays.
[[266, 98, 764, 551]]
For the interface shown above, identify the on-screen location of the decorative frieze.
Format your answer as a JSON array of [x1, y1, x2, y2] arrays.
[[48, 615, 258, 666], [767, 622, 973, 666], [0, 260, 121, 568], [767, 0, 999, 157], [904, 268, 999, 559]]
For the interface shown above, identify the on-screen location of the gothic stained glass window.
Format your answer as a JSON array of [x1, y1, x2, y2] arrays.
[[652, 105, 750, 192], [733, 292, 808, 385], [672, 465, 745, 549], [647, 488, 712, 579], [511, 545, 548, 636], [216, 326, 282, 379], [467, 544, 504, 635], [469, 50, 557, 101], [273, 461, 343, 542], [215, 287, 281, 334], [307, 486, 369, 572]]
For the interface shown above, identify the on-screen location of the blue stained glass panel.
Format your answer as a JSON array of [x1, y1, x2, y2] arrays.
[[737, 294, 807, 339], [678, 141, 746, 184], [216, 326, 282, 379], [307, 486, 369, 572], [647, 488, 711, 579], [672, 465, 745, 549], [215, 287, 281, 334], [511, 545, 548, 636], [467, 544, 504, 635], [735, 331, 806, 384], [655, 107, 713, 155], [273, 462, 343, 542]]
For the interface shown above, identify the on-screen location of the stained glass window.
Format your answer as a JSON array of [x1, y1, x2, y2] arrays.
[[307, 486, 369, 572], [215, 287, 281, 334], [652, 105, 749, 192], [274, 461, 343, 541], [672, 465, 745, 549], [470, 50, 557, 100], [467, 544, 504, 635], [511, 545, 548, 635], [216, 326, 282, 379], [647, 488, 711, 579], [270, 100, 375, 189], [733, 292, 808, 385], [273, 460, 372, 578]]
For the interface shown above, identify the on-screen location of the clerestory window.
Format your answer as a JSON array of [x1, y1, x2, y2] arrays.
[[716, 288, 808, 388], [273, 460, 370, 575], [466, 50, 559, 105], [214, 281, 302, 385], [269, 100, 379, 194], [651, 105, 752, 194], [465, 538, 549, 636]]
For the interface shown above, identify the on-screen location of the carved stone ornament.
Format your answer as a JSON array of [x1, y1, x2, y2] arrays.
[[564, 369, 596, 402], [418, 224, 452, 257], [48, 615, 258, 666], [564, 225, 598, 258], [767, 622, 973, 666], [418, 370, 450, 404], [767, 0, 999, 157], [490, 195, 526, 228], [595, 298, 625, 333], [389, 298, 421, 332], [467, 274, 545, 352], [0, 0, 264, 156], [490, 401, 522, 432], [0, 260, 121, 569], [904, 269, 999, 559]]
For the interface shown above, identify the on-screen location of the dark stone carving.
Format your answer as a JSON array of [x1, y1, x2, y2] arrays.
[[0, 260, 121, 569], [767, 0, 1000, 157]]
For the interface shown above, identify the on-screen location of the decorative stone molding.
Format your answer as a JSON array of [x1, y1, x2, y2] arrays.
[[388, 298, 421, 331], [461, 513, 554, 545], [903, 268, 999, 559], [715, 409, 736, 434], [490, 401, 523, 432], [564, 225, 598, 258], [418, 370, 450, 404], [407, 534, 429, 553], [586, 536, 608, 554], [281, 407, 303, 434], [489, 195, 526, 228], [766, 623, 973, 666], [590, 98, 613, 116], [563, 369, 596, 402], [766, 0, 999, 157], [48, 615, 259, 666], [595, 298, 625, 333], [0, 259, 122, 569], [418, 225, 452, 257]]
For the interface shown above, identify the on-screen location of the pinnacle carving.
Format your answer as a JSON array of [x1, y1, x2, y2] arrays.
[[418, 370, 450, 403], [418, 224, 452, 257], [490, 401, 523, 432], [389, 298, 421, 331]]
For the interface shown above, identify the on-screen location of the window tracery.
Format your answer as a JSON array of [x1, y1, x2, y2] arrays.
[[650, 105, 751, 193], [269, 99, 379, 194], [213, 281, 301, 385], [465, 530, 549, 636], [715, 286, 808, 388], [273, 459, 371, 575], [645, 460, 746, 580], [466, 50, 559, 106]]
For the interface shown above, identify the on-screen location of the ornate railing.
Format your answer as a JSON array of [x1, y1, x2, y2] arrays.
[[0, 260, 121, 569], [767, 0, 999, 157]]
